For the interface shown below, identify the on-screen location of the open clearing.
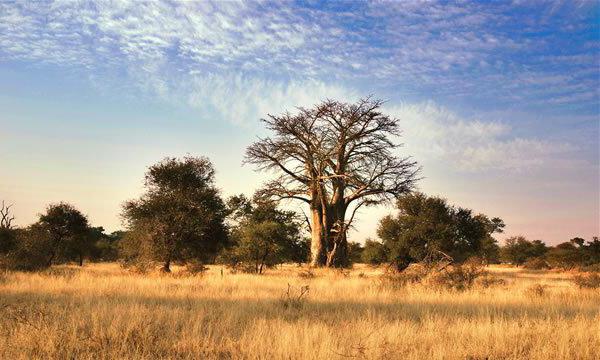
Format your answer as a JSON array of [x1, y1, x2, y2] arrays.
[[1, 264, 598, 359]]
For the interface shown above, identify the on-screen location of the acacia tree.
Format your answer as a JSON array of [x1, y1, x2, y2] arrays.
[[37, 203, 90, 266], [246, 98, 420, 267], [122, 156, 228, 272]]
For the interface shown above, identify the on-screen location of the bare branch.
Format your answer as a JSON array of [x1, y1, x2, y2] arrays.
[[1, 201, 15, 229]]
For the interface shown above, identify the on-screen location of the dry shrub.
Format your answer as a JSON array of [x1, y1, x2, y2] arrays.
[[280, 283, 309, 310], [335, 269, 351, 278], [526, 284, 547, 297], [185, 260, 208, 276], [0, 270, 8, 285], [120, 259, 153, 274], [42, 267, 80, 280], [379, 259, 487, 291], [573, 273, 600, 289], [523, 257, 551, 270], [379, 263, 429, 289], [579, 264, 600, 273], [475, 274, 506, 288], [297, 269, 315, 279], [428, 258, 486, 291]]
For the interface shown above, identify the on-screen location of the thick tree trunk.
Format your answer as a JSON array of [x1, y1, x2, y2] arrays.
[[310, 203, 350, 268], [310, 207, 327, 267], [327, 234, 349, 268]]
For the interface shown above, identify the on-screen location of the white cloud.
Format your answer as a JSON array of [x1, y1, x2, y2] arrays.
[[0, 0, 597, 109], [387, 102, 576, 171], [0, 0, 591, 174], [186, 75, 356, 126]]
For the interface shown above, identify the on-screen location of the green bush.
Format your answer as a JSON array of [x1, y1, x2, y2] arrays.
[[361, 239, 387, 265]]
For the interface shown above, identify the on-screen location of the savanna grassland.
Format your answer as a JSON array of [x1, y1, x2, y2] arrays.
[[0, 264, 598, 360]]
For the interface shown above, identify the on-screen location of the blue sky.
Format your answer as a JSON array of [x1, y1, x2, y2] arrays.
[[1, 0, 598, 244]]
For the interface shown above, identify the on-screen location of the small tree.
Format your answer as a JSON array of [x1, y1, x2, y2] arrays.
[[122, 156, 228, 272], [545, 241, 584, 269], [232, 221, 290, 274], [221, 195, 304, 273], [38, 203, 89, 266], [582, 236, 600, 265]]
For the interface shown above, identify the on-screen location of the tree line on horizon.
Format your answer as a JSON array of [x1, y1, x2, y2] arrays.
[[1, 98, 598, 273]]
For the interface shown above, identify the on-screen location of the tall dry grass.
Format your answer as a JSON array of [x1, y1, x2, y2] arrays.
[[0, 263, 598, 359]]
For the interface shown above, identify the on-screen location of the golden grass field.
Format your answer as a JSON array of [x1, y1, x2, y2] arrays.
[[0, 263, 598, 359]]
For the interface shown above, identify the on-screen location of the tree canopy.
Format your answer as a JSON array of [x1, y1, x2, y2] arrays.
[[377, 193, 504, 270], [246, 98, 420, 267], [500, 236, 548, 265], [221, 195, 307, 273], [38, 202, 90, 266], [122, 156, 228, 272]]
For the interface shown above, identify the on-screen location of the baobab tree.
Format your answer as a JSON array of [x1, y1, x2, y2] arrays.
[[246, 98, 420, 267]]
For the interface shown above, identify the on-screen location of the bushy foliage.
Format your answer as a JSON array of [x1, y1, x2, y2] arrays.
[[377, 193, 504, 270], [0, 226, 53, 271], [503, 236, 599, 270], [184, 259, 208, 275], [88, 229, 122, 262], [0, 228, 16, 255], [1, 202, 124, 270], [361, 239, 387, 265], [347, 242, 364, 264], [546, 237, 599, 269], [500, 236, 547, 265], [121, 156, 229, 272], [38, 202, 90, 266], [224, 221, 293, 273], [379, 258, 487, 291], [523, 257, 551, 270], [379, 263, 429, 288], [219, 195, 305, 273]]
